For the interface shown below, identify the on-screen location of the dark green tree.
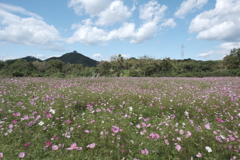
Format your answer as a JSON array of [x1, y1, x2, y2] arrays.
[[223, 48, 240, 69]]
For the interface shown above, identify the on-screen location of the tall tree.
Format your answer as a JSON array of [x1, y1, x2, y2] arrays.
[[223, 48, 240, 69]]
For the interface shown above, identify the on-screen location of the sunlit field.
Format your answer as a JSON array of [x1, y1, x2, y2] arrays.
[[0, 77, 240, 160]]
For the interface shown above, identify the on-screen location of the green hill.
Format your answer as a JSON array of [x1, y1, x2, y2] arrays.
[[22, 56, 42, 62], [45, 51, 98, 67]]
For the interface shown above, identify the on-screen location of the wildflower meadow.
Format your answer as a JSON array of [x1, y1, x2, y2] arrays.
[[0, 77, 240, 160]]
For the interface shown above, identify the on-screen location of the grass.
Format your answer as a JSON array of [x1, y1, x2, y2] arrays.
[[0, 77, 240, 159]]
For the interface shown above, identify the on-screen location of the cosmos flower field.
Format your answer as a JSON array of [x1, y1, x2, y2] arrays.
[[0, 77, 240, 159]]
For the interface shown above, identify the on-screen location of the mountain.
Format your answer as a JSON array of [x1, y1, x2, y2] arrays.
[[23, 56, 42, 62], [45, 51, 98, 67]]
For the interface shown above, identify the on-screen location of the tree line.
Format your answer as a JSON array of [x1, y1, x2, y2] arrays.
[[0, 48, 239, 78]]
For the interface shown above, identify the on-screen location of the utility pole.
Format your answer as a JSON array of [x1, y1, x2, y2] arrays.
[[181, 45, 184, 62]]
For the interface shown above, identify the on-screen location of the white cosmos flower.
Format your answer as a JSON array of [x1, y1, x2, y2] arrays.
[[205, 146, 212, 152], [129, 107, 133, 112], [50, 109, 55, 114], [220, 135, 225, 139], [38, 121, 44, 126]]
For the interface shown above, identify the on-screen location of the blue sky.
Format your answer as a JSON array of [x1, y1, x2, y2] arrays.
[[0, 0, 240, 61]]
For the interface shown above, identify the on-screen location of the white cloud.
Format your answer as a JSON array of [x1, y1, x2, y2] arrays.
[[1, 55, 21, 61], [0, 3, 43, 20], [219, 42, 240, 50], [68, 0, 112, 15], [0, 4, 63, 51], [175, 0, 208, 18], [68, 21, 158, 45], [31, 54, 45, 59], [67, 22, 108, 45], [96, 0, 132, 26], [68, 0, 170, 45], [121, 54, 130, 59], [92, 53, 102, 59], [189, 0, 240, 42], [107, 23, 135, 41], [196, 51, 214, 58], [39, 43, 66, 52], [139, 0, 167, 22], [161, 19, 177, 28], [130, 21, 158, 43], [196, 42, 240, 60], [196, 50, 226, 60]]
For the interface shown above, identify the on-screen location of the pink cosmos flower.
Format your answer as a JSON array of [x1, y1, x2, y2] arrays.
[[87, 143, 95, 148], [141, 149, 148, 155], [0, 153, 3, 158], [177, 137, 181, 141], [196, 152, 202, 157], [141, 123, 147, 127], [149, 133, 160, 140], [175, 145, 181, 151], [53, 135, 59, 140], [18, 152, 25, 158], [8, 124, 13, 129], [179, 129, 184, 135], [46, 113, 52, 118], [12, 119, 17, 124], [77, 147, 82, 150], [205, 123, 211, 129], [186, 131, 192, 138], [229, 136, 235, 141], [164, 139, 169, 145], [67, 143, 77, 150], [52, 145, 58, 150], [136, 124, 141, 129], [216, 136, 223, 143], [13, 112, 20, 116], [84, 130, 90, 133], [17, 102, 23, 106], [111, 126, 119, 133]]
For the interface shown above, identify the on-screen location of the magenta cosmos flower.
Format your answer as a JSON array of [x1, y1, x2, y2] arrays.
[[46, 141, 52, 147], [23, 142, 32, 147], [66, 120, 71, 124], [111, 126, 120, 133], [216, 118, 223, 123]]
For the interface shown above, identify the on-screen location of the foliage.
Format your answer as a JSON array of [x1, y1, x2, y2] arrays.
[[223, 48, 240, 69], [0, 48, 240, 78]]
